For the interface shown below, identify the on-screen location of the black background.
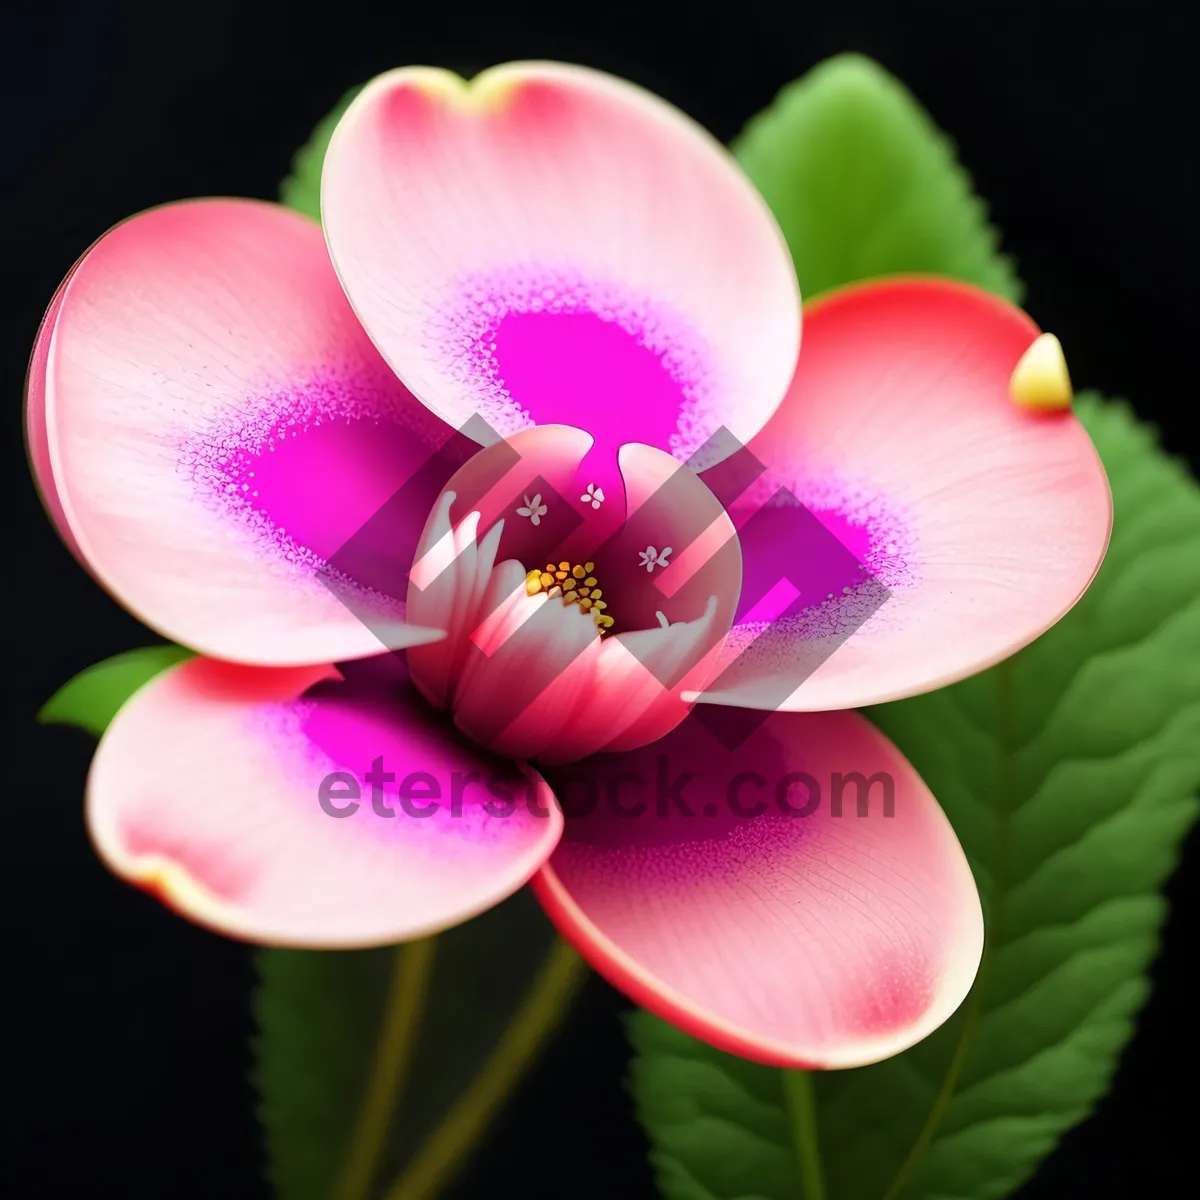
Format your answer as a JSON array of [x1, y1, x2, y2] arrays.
[[3, 1, 1196, 1196]]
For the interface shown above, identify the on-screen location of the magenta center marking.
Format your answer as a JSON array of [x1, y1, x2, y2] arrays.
[[176, 369, 449, 603], [432, 268, 720, 461]]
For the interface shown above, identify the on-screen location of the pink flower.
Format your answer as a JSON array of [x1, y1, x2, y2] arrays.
[[27, 63, 1111, 1069]]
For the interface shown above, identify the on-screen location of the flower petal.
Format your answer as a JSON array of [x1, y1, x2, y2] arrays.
[[27, 259, 87, 564], [36, 198, 458, 665], [322, 62, 799, 464], [532, 705, 982, 1068], [88, 654, 562, 947], [697, 278, 1112, 711]]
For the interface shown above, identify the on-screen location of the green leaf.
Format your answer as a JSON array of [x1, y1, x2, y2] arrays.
[[255, 892, 586, 1200], [733, 54, 1023, 303], [38, 644, 193, 737], [280, 86, 363, 221], [628, 393, 1200, 1200]]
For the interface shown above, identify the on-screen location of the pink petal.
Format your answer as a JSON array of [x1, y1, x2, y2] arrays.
[[532, 706, 982, 1068], [322, 63, 799, 465], [404, 425, 740, 761], [36, 198, 457, 665], [88, 654, 562, 947], [27, 259, 86, 564], [697, 278, 1112, 712]]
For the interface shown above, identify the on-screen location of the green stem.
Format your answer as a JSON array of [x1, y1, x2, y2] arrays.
[[880, 660, 1016, 1200], [783, 1070, 826, 1200], [878, 985, 986, 1200], [381, 939, 588, 1200], [335, 938, 437, 1200]]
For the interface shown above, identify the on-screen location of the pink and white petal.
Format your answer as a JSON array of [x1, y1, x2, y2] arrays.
[[532, 706, 982, 1068], [88, 654, 562, 947], [28, 259, 87, 563], [321, 62, 799, 465], [697, 278, 1112, 712], [38, 198, 458, 665]]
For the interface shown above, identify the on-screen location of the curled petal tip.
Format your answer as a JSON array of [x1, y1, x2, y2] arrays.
[[127, 855, 227, 916], [1010, 332, 1073, 411]]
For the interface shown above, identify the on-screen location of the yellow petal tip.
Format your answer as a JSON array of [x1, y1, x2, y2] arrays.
[[1010, 333, 1073, 411]]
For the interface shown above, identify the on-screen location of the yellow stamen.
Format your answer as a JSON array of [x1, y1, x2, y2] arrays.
[[528, 559, 616, 635]]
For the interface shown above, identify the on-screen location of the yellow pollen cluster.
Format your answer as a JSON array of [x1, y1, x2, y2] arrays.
[[525, 560, 616, 634]]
